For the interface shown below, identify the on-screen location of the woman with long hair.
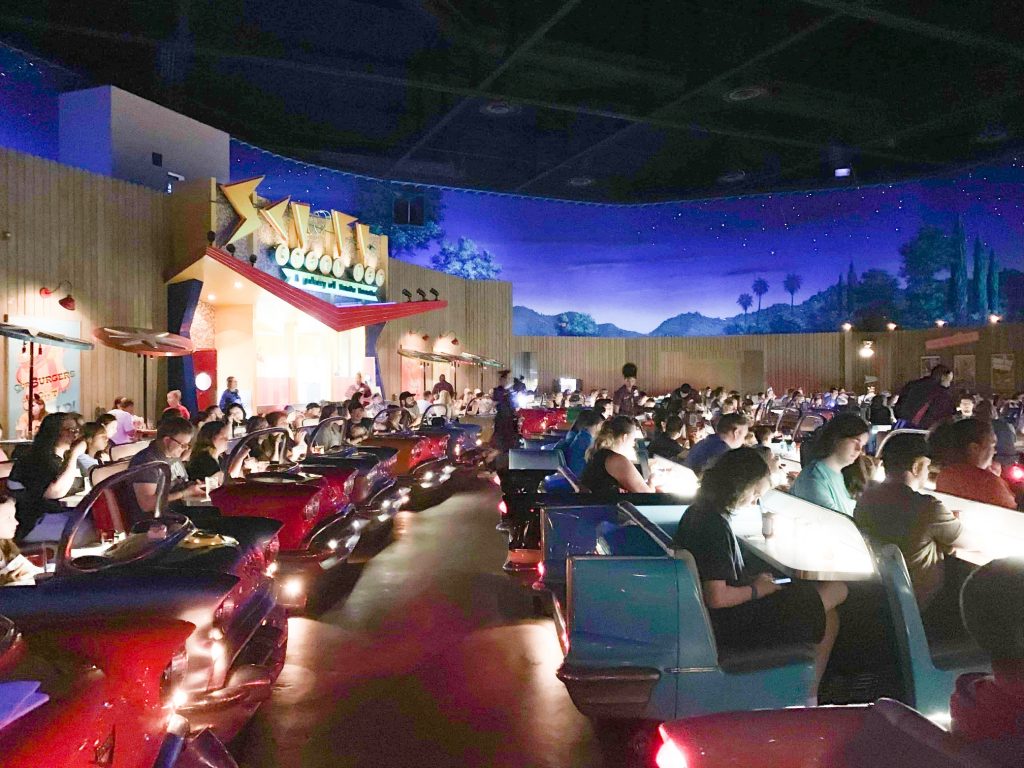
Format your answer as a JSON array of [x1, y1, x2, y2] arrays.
[[8, 412, 86, 539], [791, 412, 870, 515], [673, 448, 847, 700], [76, 421, 111, 477], [223, 403, 247, 438], [187, 420, 230, 482], [553, 408, 604, 476], [580, 415, 657, 494]]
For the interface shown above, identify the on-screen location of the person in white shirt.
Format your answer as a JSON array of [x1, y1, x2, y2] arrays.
[[108, 397, 137, 444]]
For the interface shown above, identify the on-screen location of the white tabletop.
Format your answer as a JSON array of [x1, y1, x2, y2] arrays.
[[731, 489, 876, 581], [932, 491, 1024, 567]]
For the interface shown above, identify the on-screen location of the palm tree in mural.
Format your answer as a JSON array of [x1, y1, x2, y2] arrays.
[[751, 278, 769, 328], [783, 273, 803, 315], [737, 293, 753, 331]]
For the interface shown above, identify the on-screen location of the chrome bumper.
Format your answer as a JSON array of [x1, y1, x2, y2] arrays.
[[555, 663, 661, 720]]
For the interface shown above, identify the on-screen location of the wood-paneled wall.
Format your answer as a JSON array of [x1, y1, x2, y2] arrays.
[[376, 260, 512, 396], [0, 148, 171, 422]]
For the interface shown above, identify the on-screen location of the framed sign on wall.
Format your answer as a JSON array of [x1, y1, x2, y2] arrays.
[[991, 353, 1015, 394], [953, 354, 976, 391]]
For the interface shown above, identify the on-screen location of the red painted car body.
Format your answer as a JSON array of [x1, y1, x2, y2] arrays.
[[655, 699, 1018, 768], [518, 408, 567, 439], [361, 432, 449, 475], [0, 613, 238, 768]]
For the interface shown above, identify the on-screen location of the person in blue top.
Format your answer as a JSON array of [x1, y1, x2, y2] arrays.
[[552, 408, 604, 476], [219, 376, 243, 413], [685, 413, 749, 475], [790, 412, 870, 516]]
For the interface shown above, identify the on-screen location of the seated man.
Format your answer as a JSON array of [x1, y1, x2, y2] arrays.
[[648, 415, 685, 463], [130, 416, 205, 513], [302, 402, 322, 427], [399, 391, 421, 430], [951, 558, 1024, 755], [0, 491, 39, 585], [854, 433, 979, 623], [685, 413, 749, 475], [931, 418, 1017, 509]]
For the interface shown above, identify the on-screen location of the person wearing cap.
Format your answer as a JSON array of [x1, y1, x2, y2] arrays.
[[398, 391, 420, 430], [612, 363, 639, 417], [854, 432, 980, 620]]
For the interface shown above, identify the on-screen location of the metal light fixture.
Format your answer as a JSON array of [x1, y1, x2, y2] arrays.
[[416, 289, 427, 301], [40, 281, 76, 311], [429, 288, 439, 300], [401, 289, 413, 302], [858, 341, 875, 359], [935, 319, 947, 327], [840, 322, 853, 332], [886, 322, 898, 331], [989, 314, 1001, 324]]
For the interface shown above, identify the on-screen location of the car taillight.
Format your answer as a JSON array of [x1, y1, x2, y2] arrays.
[[498, 500, 507, 515], [655, 726, 689, 768], [537, 561, 545, 579], [303, 494, 320, 521], [1010, 465, 1024, 482]]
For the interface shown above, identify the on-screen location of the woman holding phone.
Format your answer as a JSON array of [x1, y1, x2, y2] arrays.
[[672, 448, 848, 701]]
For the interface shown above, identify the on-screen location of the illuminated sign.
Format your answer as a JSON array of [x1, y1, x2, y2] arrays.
[[219, 176, 387, 302]]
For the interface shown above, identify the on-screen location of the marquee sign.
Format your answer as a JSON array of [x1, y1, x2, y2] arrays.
[[218, 176, 387, 303]]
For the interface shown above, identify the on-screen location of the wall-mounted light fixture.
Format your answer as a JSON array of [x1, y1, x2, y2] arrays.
[[886, 322, 898, 331], [858, 340, 875, 359], [989, 314, 1001, 324], [39, 281, 76, 311], [402, 289, 413, 302], [840, 322, 852, 332], [429, 288, 439, 300], [935, 319, 947, 327], [416, 289, 427, 301]]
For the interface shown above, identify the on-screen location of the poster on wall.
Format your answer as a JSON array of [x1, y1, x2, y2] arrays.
[[5, 315, 82, 438], [991, 354, 1015, 394], [953, 354, 976, 391], [920, 356, 941, 378]]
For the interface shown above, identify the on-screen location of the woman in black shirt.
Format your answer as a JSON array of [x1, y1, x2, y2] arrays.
[[580, 415, 657, 495], [186, 421, 230, 482], [8, 413, 86, 539], [672, 447, 848, 701]]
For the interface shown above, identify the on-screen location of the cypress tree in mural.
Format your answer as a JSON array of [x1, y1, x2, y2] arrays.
[[836, 273, 845, 318], [737, 293, 753, 330], [751, 278, 769, 329], [971, 237, 989, 318], [846, 262, 858, 314], [988, 248, 1000, 314], [783, 273, 802, 314], [949, 220, 970, 324]]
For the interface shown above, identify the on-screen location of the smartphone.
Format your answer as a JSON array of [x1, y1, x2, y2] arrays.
[[773, 577, 792, 585]]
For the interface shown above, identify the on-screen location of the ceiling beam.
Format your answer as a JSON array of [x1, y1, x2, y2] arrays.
[[513, 12, 844, 192], [796, 0, 1024, 62], [384, 0, 583, 176]]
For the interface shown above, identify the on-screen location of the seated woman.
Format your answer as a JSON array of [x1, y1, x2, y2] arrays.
[[223, 403, 247, 438], [974, 399, 1019, 471], [266, 411, 307, 463], [186, 421, 230, 483], [868, 393, 896, 426], [76, 421, 111, 478], [375, 405, 405, 434], [552, 408, 604, 476], [0, 492, 38, 585], [790, 412, 869, 515], [580, 415, 660, 494], [672, 448, 848, 701], [311, 404, 346, 452], [931, 418, 1017, 509], [8, 413, 86, 540], [347, 424, 369, 445]]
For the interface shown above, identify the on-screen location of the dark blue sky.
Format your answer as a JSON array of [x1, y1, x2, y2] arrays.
[[238, 143, 1024, 333]]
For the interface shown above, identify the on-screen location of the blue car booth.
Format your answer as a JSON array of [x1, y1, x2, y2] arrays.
[[875, 544, 989, 715], [541, 502, 816, 721]]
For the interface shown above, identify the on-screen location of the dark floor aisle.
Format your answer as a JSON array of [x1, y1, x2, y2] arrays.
[[234, 475, 607, 768]]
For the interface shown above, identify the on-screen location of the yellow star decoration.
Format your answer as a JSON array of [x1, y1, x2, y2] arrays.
[[259, 197, 291, 242], [219, 176, 265, 246], [290, 202, 311, 251], [331, 211, 358, 258]]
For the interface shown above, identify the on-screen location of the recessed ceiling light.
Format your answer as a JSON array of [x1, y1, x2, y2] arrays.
[[718, 170, 747, 184], [567, 176, 595, 188], [724, 85, 768, 102], [480, 99, 518, 116], [207, 294, 216, 301]]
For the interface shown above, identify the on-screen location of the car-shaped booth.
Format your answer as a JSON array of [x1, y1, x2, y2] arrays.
[[363, 412, 455, 487], [0, 462, 287, 743], [654, 697, 1019, 768], [518, 407, 568, 440], [214, 428, 371, 608], [538, 490, 992, 723], [416, 404, 485, 463], [0, 610, 239, 768]]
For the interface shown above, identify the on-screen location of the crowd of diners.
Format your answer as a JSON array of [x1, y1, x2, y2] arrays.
[[500, 362, 1024, 703], [1, 369, 504, 547]]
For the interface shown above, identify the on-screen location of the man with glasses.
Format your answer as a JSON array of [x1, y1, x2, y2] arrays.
[[130, 416, 205, 513]]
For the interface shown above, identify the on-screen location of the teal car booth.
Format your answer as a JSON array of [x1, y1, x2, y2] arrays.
[[548, 502, 816, 721]]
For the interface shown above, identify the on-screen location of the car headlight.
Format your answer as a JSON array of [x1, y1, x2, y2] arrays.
[[283, 578, 303, 599]]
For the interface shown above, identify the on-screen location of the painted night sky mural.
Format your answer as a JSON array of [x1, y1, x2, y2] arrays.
[[235, 142, 1024, 337], [2, 42, 1022, 337]]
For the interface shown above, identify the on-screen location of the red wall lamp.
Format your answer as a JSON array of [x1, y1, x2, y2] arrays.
[[40, 281, 76, 311]]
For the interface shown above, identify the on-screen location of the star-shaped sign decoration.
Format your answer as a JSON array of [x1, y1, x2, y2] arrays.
[[93, 327, 195, 357]]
